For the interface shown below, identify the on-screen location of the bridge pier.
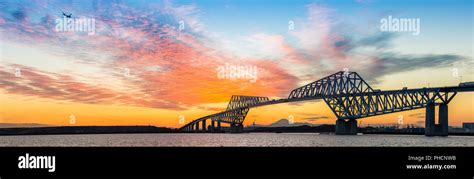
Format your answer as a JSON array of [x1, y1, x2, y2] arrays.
[[335, 119, 357, 135], [425, 103, 448, 136], [439, 103, 449, 136], [230, 123, 244, 133], [217, 121, 221, 132], [210, 120, 215, 132], [202, 120, 207, 133], [195, 122, 199, 132]]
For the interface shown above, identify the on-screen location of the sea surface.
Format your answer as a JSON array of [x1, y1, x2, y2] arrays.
[[0, 133, 473, 147]]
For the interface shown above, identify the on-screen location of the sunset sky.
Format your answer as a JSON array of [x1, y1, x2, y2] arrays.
[[0, 0, 473, 128]]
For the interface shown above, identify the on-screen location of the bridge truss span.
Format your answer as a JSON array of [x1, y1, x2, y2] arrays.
[[179, 70, 472, 136], [324, 88, 457, 120], [288, 71, 373, 100]]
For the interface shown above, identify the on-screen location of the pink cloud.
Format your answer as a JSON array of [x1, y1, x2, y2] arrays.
[[250, 33, 310, 64], [0, 2, 300, 109]]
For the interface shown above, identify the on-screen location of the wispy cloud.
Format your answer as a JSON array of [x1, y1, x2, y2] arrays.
[[302, 116, 330, 121], [284, 3, 469, 83]]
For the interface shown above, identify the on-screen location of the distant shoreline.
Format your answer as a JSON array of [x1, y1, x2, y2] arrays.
[[0, 125, 472, 136], [0, 126, 178, 136]]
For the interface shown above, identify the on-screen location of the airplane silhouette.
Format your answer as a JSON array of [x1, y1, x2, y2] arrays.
[[62, 12, 72, 18]]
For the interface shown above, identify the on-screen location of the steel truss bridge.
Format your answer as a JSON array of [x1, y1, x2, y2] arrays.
[[179, 71, 474, 136]]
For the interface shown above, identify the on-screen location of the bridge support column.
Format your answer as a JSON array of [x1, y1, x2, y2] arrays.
[[425, 103, 436, 136], [202, 120, 207, 133], [210, 120, 215, 132], [438, 103, 448, 136], [230, 123, 244, 133], [195, 122, 199, 132], [230, 123, 236, 133], [425, 103, 449, 136], [217, 121, 221, 132], [335, 119, 357, 135]]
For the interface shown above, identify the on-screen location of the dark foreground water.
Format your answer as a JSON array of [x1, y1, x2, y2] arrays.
[[1, 133, 473, 147]]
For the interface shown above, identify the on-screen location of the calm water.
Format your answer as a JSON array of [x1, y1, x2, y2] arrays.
[[1, 133, 473, 147]]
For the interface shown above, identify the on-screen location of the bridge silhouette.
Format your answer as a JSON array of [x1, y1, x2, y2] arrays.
[[179, 71, 474, 136]]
